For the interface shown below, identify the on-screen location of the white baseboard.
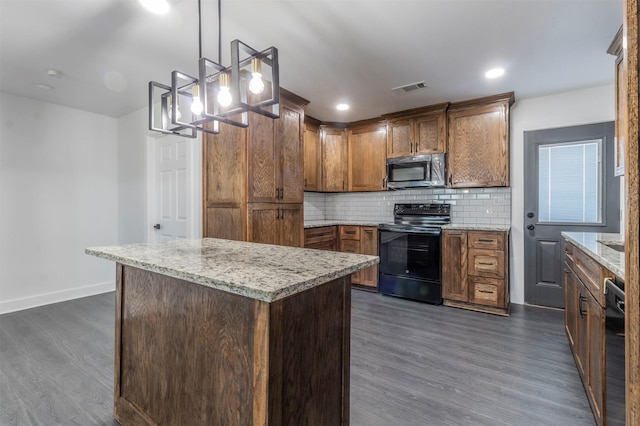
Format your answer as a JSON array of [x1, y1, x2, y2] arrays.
[[0, 281, 115, 315]]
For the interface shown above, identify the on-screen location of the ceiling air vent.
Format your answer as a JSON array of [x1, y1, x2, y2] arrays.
[[391, 81, 430, 95]]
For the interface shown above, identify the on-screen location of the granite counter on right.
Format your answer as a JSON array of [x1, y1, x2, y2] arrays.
[[561, 231, 625, 280]]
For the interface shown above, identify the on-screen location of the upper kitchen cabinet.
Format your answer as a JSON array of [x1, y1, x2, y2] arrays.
[[248, 97, 305, 204], [321, 125, 348, 191], [303, 116, 322, 191], [608, 25, 626, 176], [447, 92, 514, 188], [382, 103, 449, 158], [347, 120, 387, 191]]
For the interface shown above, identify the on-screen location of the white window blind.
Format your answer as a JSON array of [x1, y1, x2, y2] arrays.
[[538, 140, 602, 223]]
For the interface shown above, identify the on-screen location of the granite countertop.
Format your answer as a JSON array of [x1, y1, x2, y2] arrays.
[[86, 238, 378, 302], [442, 224, 511, 232], [304, 220, 382, 229], [561, 232, 625, 280]]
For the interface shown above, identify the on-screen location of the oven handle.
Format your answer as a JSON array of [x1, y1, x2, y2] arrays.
[[378, 227, 441, 236], [606, 278, 625, 314]]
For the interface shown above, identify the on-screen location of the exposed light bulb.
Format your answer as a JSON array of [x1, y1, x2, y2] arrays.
[[191, 85, 203, 115], [485, 67, 505, 79], [167, 95, 181, 121], [249, 72, 264, 94], [218, 73, 232, 107], [248, 58, 264, 94]]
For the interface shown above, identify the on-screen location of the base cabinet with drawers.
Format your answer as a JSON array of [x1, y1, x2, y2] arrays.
[[442, 229, 510, 315], [564, 241, 609, 426], [304, 225, 378, 289]]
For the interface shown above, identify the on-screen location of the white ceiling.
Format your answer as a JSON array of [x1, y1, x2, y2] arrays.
[[0, 0, 623, 122]]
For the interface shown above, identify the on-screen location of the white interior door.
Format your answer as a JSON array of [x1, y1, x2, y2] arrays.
[[149, 135, 194, 242]]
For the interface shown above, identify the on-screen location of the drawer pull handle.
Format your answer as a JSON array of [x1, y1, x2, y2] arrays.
[[579, 295, 587, 316], [477, 239, 496, 243], [478, 290, 494, 294], [478, 262, 495, 266]]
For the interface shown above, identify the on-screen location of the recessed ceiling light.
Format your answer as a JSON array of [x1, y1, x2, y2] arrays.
[[139, 0, 170, 14], [485, 68, 505, 79], [33, 83, 54, 90], [47, 69, 62, 78], [336, 103, 349, 111]]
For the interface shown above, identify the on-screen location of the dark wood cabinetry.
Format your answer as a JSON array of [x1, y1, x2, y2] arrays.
[[321, 126, 348, 192], [564, 241, 609, 426], [442, 229, 509, 315], [203, 91, 308, 247], [303, 118, 321, 191], [383, 103, 448, 158], [447, 93, 514, 188], [347, 121, 387, 191], [304, 225, 378, 289], [608, 26, 626, 176]]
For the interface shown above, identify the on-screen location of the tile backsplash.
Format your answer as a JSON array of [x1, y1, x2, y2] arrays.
[[304, 187, 511, 225]]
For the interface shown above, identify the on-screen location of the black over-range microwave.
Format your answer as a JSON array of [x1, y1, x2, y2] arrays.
[[386, 153, 446, 189]]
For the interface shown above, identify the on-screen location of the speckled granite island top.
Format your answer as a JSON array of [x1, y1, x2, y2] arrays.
[[562, 232, 625, 279], [86, 238, 378, 302]]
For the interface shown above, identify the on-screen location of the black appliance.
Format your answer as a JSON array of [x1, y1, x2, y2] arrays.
[[605, 277, 625, 426], [378, 203, 450, 304]]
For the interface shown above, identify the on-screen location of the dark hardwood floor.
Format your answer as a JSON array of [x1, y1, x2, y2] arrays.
[[0, 290, 593, 425]]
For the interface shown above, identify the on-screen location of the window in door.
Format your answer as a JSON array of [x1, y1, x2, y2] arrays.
[[537, 139, 603, 224]]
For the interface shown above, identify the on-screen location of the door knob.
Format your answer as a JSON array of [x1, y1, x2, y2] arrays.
[[153, 224, 161, 230], [527, 212, 534, 218], [527, 224, 535, 230]]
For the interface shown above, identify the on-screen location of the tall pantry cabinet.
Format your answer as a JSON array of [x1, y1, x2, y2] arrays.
[[202, 90, 309, 247]]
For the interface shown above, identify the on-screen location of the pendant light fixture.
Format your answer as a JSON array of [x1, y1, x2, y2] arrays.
[[149, 0, 280, 137]]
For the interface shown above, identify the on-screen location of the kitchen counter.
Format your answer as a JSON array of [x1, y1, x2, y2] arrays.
[[561, 232, 625, 279], [442, 224, 511, 232], [304, 220, 382, 228], [87, 238, 366, 425], [86, 238, 377, 302]]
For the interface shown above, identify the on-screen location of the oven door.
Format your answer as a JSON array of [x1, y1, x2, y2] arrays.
[[378, 230, 441, 281], [378, 229, 442, 304]]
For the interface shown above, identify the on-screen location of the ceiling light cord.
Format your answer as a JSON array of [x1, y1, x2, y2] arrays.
[[218, 0, 222, 64], [198, 0, 202, 58]]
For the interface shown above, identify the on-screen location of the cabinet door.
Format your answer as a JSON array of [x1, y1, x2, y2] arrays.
[[304, 123, 321, 191], [322, 127, 347, 191], [576, 281, 589, 378], [340, 239, 362, 283], [358, 227, 379, 288], [203, 123, 247, 205], [564, 265, 578, 349], [248, 112, 278, 202], [387, 119, 413, 158], [447, 101, 509, 188], [247, 204, 279, 245], [587, 294, 605, 425], [442, 231, 468, 302], [279, 204, 303, 247], [414, 113, 445, 154], [279, 103, 304, 203], [614, 50, 626, 176], [348, 125, 387, 191]]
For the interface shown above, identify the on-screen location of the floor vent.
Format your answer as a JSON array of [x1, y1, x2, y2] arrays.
[[391, 81, 429, 95]]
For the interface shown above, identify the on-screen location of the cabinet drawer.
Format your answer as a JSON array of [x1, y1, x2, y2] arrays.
[[468, 277, 505, 308], [468, 231, 505, 250], [339, 239, 360, 254], [468, 249, 504, 278], [340, 225, 361, 240], [574, 248, 607, 308], [304, 226, 338, 247]]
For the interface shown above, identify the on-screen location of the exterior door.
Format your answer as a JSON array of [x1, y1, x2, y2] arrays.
[[524, 122, 619, 307], [151, 135, 191, 242]]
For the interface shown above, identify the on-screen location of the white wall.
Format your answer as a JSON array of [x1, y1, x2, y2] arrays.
[[0, 93, 118, 313], [510, 84, 615, 304], [117, 106, 147, 244]]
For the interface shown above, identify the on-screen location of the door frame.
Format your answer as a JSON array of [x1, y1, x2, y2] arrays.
[[145, 134, 202, 242]]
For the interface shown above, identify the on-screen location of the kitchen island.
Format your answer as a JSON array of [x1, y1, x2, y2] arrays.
[[86, 238, 378, 426]]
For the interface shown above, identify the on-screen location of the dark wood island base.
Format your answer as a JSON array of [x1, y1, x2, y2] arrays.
[[113, 264, 351, 426]]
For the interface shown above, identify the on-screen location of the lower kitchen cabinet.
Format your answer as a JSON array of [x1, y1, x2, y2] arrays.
[[564, 241, 607, 426], [247, 204, 303, 247], [442, 229, 509, 315], [304, 225, 378, 289]]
